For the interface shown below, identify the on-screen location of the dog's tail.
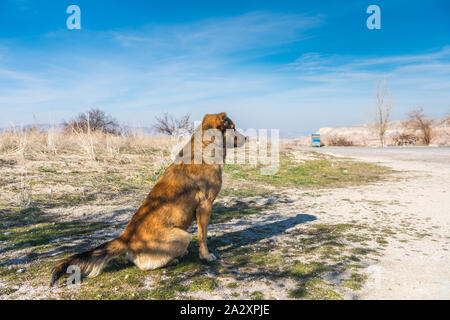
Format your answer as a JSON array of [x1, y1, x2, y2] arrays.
[[49, 237, 127, 287]]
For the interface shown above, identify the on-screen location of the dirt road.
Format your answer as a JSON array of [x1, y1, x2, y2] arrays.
[[300, 147, 450, 299]]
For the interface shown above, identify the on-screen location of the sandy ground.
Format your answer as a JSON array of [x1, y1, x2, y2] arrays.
[[298, 147, 450, 299]]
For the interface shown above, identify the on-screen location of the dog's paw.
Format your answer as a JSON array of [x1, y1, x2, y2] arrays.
[[201, 253, 217, 262]]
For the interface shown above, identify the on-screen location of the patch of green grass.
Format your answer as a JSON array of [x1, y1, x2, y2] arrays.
[[248, 251, 283, 266], [39, 167, 59, 174], [415, 232, 432, 239], [288, 287, 308, 298], [0, 267, 19, 282], [346, 234, 367, 242], [251, 291, 265, 300], [376, 237, 388, 245], [147, 165, 169, 183], [302, 192, 322, 198], [62, 256, 156, 300], [0, 259, 54, 288], [290, 262, 329, 279], [224, 152, 391, 189], [188, 276, 219, 292], [225, 249, 283, 268], [343, 273, 367, 290], [147, 283, 188, 300], [347, 264, 362, 269], [312, 245, 342, 259], [0, 207, 50, 229], [31, 191, 98, 207], [351, 247, 377, 256], [289, 279, 342, 300], [165, 259, 204, 274], [0, 287, 18, 296]]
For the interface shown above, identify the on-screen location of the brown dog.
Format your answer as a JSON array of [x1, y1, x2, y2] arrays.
[[50, 112, 246, 286]]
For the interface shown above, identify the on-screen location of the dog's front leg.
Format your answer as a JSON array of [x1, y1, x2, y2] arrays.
[[196, 205, 216, 262]]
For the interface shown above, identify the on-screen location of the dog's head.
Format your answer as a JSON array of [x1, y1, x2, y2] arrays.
[[202, 112, 247, 148], [176, 112, 246, 164]]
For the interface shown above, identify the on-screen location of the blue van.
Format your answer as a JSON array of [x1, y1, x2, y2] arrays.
[[312, 134, 321, 147]]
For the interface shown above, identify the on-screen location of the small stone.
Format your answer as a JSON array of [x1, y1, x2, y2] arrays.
[[124, 274, 129, 280]]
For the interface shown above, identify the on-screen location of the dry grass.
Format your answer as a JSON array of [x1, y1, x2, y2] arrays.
[[0, 127, 180, 212], [0, 126, 175, 160]]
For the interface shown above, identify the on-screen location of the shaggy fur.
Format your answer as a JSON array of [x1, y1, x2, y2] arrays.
[[50, 112, 246, 286]]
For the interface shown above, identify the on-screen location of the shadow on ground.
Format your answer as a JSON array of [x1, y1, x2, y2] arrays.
[[214, 213, 316, 252]]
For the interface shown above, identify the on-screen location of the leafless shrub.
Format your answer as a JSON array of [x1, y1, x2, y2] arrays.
[[153, 112, 194, 136], [325, 135, 355, 146], [64, 109, 120, 134], [405, 107, 433, 145], [393, 133, 418, 146]]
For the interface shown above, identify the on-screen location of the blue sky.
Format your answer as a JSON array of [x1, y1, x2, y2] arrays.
[[1, 0, 449, 132]]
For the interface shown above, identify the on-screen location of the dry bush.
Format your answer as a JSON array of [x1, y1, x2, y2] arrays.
[[64, 109, 121, 134], [325, 135, 355, 146], [405, 107, 433, 145], [153, 112, 194, 136], [324, 136, 355, 147]]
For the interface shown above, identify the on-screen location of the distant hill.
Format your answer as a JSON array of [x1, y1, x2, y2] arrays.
[[284, 118, 450, 147], [316, 118, 450, 147]]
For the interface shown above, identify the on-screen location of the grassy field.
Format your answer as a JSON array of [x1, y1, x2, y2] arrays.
[[0, 128, 396, 299]]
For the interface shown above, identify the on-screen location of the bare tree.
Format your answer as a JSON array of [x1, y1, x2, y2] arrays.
[[405, 107, 433, 145], [372, 77, 392, 147], [153, 112, 194, 136], [64, 108, 120, 134]]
